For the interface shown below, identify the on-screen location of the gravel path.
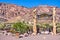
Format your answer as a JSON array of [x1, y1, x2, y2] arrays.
[[0, 34, 60, 40]]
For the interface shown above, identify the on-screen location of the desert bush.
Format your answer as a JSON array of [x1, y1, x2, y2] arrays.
[[12, 22, 29, 34]]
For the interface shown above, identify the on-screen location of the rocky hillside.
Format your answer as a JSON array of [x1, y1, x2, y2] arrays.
[[0, 3, 60, 23]]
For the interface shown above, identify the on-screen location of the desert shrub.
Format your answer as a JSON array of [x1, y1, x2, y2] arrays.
[[0, 23, 5, 30], [12, 22, 29, 34]]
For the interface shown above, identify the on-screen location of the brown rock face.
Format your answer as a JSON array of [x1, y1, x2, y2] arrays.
[[0, 3, 60, 23]]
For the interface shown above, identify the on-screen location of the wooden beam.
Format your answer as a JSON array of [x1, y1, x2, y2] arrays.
[[53, 7, 56, 35], [32, 9, 37, 35]]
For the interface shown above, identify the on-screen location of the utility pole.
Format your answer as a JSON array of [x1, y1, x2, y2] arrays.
[[32, 9, 37, 35], [53, 7, 56, 35]]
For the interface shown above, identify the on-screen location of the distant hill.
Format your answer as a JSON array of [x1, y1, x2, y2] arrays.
[[0, 3, 60, 23]]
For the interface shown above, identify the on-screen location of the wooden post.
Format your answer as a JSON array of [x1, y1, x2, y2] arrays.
[[53, 7, 56, 35], [32, 9, 37, 35]]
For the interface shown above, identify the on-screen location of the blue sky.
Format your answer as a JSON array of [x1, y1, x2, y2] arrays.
[[0, 0, 60, 8]]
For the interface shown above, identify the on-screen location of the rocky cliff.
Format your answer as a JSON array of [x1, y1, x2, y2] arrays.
[[0, 3, 60, 23]]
